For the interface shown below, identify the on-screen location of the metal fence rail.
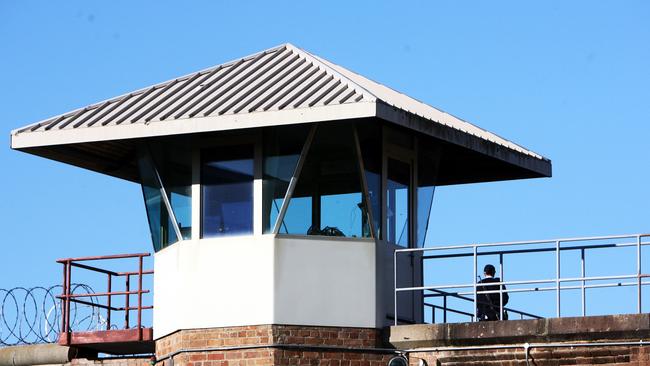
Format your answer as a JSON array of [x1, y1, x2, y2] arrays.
[[424, 288, 543, 322], [394, 233, 650, 325], [57, 252, 153, 344]]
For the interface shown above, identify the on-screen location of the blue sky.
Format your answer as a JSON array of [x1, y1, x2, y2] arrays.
[[1, 1, 649, 320]]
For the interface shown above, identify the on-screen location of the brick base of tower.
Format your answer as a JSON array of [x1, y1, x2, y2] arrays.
[[59, 314, 650, 365], [155, 325, 396, 366]]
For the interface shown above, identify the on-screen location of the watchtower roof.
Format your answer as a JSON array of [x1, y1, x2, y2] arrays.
[[10, 43, 551, 181]]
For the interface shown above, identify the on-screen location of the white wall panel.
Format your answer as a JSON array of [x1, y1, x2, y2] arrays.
[[154, 236, 377, 339], [274, 237, 376, 328], [153, 236, 276, 339]]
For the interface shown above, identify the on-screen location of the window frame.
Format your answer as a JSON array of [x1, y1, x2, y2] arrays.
[[189, 122, 435, 246], [382, 125, 418, 248], [271, 123, 376, 240], [137, 144, 190, 251]]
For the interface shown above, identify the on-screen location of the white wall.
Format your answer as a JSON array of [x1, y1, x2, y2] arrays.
[[274, 237, 376, 328], [153, 235, 276, 339], [153, 236, 377, 339]]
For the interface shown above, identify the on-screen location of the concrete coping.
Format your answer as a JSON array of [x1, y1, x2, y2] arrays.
[[0, 344, 77, 366], [389, 314, 650, 349]]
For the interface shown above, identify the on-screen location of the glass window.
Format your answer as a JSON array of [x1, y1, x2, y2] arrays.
[[201, 145, 254, 237], [137, 140, 192, 252], [170, 188, 192, 240], [155, 145, 192, 241], [416, 185, 435, 247], [387, 158, 411, 246], [263, 125, 310, 233], [280, 124, 371, 238], [280, 196, 312, 234], [417, 144, 439, 247], [139, 160, 178, 251]]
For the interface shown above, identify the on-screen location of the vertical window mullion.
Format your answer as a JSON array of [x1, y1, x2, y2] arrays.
[[191, 143, 201, 241], [253, 132, 263, 236], [411, 138, 418, 249], [381, 126, 387, 241]]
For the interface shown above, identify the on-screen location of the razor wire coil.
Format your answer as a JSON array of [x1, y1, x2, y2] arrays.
[[0, 284, 100, 345]]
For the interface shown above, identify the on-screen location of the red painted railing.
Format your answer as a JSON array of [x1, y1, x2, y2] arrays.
[[57, 253, 153, 345]]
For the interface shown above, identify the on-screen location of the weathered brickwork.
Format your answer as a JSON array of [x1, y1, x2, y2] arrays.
[[154, 325, 393, 366], [156, 325, 274, 358], [409, 345, 650, 365], [67, 316, 650, 365], [274, 349, 392, 366], [392, 314, 650, 366], [271, 326, 383, 348], [69, 357, 152, 366], [165, 349, 274, 366]]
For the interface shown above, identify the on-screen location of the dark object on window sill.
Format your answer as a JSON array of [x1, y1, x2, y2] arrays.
[[307, 226, 345, 237]]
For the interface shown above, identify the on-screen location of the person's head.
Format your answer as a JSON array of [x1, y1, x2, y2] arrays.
[[483, 264, 496, 277]]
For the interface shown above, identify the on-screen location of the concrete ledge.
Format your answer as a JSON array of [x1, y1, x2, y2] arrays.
[[389, 313, 650, 348], [0, 344, 77, 366]]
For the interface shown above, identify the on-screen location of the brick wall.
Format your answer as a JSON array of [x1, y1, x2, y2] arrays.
[[65, 315, 650, 365], [154, 325, 395, 366], [67, 315, 650, 365], [391, 314, 650, 366], [69, 357, 152, 366], [409, 345, 650, 365]]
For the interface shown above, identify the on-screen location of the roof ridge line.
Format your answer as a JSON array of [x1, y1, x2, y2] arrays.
[[284, 44, 378, 103], [287, 45, 543, 160]]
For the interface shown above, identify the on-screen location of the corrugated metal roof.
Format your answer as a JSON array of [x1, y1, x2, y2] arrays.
[[12, 43, 545, 161]]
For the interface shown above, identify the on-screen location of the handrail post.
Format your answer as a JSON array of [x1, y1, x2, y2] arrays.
[[638, 235, 642, 313], [473, 245, 478, 322], [499, 253, 504, 320], [394, 250, 398, 326], [556, 240, 561, 318], [443, 295, 447, 323], [125, 274, 131, 329], [137, 255, 144, 341], [581, 248, 586, 316], [65, 260, 72, 342], [60, 261, 68, 343], [106, 274, 112, 331]]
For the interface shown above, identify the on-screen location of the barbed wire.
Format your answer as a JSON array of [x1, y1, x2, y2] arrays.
[[0, 284, 101, 346]]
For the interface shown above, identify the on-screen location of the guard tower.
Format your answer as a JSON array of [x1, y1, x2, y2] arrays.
[[10, 44, 551, 363]]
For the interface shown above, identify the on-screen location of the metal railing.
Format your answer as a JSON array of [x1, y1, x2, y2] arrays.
[[394, 233, 650, 325], [424, 288, 542, 323], [57, 253, 153, 344]]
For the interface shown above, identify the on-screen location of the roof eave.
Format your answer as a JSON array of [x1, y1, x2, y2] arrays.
[[11, 102, 377, 150], [12, 100, 551, 179], [376, 101, 552, 178]]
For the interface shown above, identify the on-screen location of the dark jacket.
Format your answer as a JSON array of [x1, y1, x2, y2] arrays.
[[477, 277, 509, 321]]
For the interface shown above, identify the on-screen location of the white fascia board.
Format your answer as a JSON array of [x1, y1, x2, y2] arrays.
[[376, 102, 552, 176], [11, 102, 377, 149]]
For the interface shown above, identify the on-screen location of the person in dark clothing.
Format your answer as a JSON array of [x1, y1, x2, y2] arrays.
[[477, 264, 509, 321]]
